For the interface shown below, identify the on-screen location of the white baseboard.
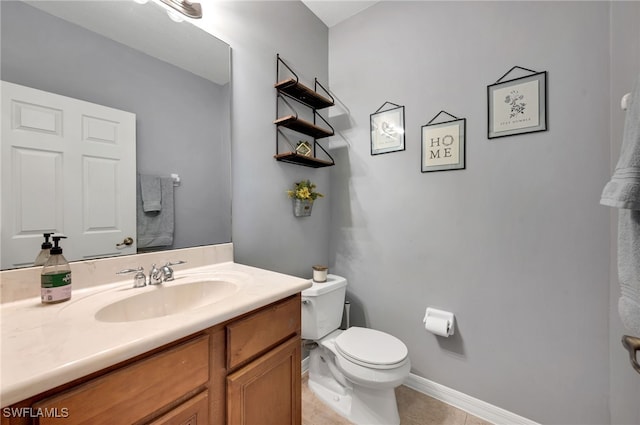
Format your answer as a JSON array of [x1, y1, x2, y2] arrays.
[[302, 356, 537, 425], [404, 374, 539, 425]]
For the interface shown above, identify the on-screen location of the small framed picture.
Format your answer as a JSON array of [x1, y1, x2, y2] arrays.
[[295, 140, 312, 157], [488, 70, 547, 139], [370, 102, 405, 155], [421, 117, 466, 173]]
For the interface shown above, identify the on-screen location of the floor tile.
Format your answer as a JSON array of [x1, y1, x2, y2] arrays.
[[302, 374, 352, 425], [302, 374, 494, 425], [395, 385, 467, 425]]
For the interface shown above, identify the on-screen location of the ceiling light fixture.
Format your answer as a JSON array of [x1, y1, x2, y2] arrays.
[[158, 0, 202, 19]]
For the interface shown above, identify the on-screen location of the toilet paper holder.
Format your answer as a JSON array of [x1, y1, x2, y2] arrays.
[[423, 307, 455, 337]]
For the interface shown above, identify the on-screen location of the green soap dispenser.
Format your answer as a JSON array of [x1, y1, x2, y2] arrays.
[[41, 235, 71, 304], [34, 233, 53, 267]]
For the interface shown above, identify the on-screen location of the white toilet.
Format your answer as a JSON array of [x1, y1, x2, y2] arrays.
[[302, 275, 410, 425]]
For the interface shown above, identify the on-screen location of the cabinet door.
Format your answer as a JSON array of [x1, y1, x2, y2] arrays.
[[148, 391, 209, 425], [227, 337, 301, 425]]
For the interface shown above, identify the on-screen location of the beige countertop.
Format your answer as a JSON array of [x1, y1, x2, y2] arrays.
[[0, 261, 311, 407]]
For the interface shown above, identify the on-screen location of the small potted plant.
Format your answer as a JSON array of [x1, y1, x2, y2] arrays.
[[287, 179, 323, 217]]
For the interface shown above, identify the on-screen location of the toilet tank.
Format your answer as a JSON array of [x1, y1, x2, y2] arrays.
[[301, 274, 347, 340]]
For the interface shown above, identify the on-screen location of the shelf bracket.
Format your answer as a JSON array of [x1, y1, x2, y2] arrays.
[[314, 78, 334, 105], [277, 54, 299, 86], [277, 93, 300, 120], [313, 109, 334, 137], [313, 141, 335, 165]]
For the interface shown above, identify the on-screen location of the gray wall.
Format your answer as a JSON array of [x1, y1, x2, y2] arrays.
[[608, 2, 640, 424], [212, 1, 331, 277], [8, 0, 636, 423], [1, 1, 231, 251], [328, 2, 611, 423]]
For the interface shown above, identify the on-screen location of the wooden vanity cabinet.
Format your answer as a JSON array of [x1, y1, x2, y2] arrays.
[[226, 294, 302, 425], [0, 294, 301, 425]]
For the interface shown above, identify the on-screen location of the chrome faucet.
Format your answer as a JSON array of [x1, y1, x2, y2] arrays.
[[149, 261, 186, 285], [149, 264, 163, 285], [116, 267, 146, 288], [161, 261, 186, 281]]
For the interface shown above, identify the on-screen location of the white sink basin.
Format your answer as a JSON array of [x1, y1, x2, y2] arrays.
[[95, 280, 239, 322]]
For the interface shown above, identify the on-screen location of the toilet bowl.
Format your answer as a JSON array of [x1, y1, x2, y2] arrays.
[[302, 275, 410, 425]]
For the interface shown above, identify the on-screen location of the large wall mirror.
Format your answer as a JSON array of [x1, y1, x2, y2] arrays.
[[1, 0, 231, 269]]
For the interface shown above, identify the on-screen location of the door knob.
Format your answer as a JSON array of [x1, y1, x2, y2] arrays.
[[116, 237, 134, 247]]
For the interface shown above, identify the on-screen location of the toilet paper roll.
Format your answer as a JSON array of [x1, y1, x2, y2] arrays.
[[424, 316, 450, 337], [423, 307, 455, 337]]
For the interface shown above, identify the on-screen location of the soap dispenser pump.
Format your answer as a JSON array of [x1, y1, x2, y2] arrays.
[[41, 235, 72, 304], [34, 233, 53, 267]]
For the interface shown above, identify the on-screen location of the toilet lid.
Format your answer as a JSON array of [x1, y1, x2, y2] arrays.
[[334, 327, 408, 368]]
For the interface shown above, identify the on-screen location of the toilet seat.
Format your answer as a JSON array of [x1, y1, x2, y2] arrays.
[[334, 327, 408, 370]]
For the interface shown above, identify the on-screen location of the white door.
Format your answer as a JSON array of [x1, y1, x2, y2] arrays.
[[1, 81, 136, 269]]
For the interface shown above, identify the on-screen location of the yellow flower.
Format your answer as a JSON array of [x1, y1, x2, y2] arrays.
[[286, 180, 324, 201], [297, 187, 311, 199]]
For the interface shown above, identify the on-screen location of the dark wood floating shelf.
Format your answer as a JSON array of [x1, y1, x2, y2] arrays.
[[275, 55, 335, 169], [274, 152, 334, 168], [274, 78, 334, 109], [274, 115, 333, 139]]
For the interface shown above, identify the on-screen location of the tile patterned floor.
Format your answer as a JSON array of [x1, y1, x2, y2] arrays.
[[302, 374, 493, 425]]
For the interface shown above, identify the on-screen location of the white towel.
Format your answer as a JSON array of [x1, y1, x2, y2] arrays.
[[137, 176, 174, 249], [601, 73, 640, 336]]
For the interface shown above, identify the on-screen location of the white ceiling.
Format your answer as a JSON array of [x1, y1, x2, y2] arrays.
[[301, 0, 379, 27]]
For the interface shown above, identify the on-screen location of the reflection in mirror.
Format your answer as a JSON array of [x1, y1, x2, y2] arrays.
[[1, 0, 231, 270]]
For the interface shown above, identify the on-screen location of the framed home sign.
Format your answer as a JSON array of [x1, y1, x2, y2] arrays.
[[421, 111, 466, 173], [487, 66, 547, 139], [370, 101, 405, 155]]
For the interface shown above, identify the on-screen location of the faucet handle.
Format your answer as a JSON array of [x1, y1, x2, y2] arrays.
[[161, 260, 186, 282], [116, 267, 146, 288]]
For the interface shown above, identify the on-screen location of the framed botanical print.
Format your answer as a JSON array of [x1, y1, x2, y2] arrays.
[[488, 67, 547, 139]]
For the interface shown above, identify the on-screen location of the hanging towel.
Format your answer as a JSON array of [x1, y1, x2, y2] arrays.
[[617, 209, 640, 335], [601, 75, 640, 208], [140, 174, 162, 212], [137, 175, 175, 249], [601, 73, 640, 336]]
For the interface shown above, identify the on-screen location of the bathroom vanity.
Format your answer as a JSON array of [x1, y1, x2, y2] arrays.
[[0, 247, 310, 425]]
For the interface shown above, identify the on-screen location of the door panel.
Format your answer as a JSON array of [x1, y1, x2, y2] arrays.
[[1, 81, 136, 268]]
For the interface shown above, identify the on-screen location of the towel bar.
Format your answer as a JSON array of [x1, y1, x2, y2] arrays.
[[621, 335, 640, 374], [171, 173, 181, 187]]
